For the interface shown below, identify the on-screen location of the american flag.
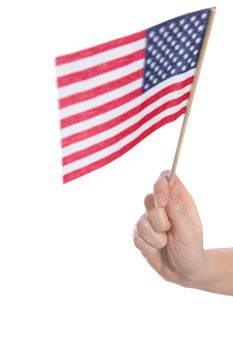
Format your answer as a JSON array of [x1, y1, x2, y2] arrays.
[[55, 9, 211, 184]]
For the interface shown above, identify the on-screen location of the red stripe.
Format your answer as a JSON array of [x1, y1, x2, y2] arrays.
[[62, 92, 189, 165], [56, 30, 146, 65], [61, 76, 193, 129], [59, 69, 144, 109], [63, 107, 186, 183], [61, 76, 193, 147], [60, 88, 142, 128], [57, 49, 145, 87]]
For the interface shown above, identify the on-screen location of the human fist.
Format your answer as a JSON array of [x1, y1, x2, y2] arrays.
[[133, 171, 206, 287]]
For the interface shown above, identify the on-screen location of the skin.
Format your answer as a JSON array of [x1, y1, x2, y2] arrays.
[[133, 171, 233, 296]]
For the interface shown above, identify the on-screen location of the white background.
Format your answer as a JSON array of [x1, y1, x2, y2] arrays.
[[0, 0, 233, 349]]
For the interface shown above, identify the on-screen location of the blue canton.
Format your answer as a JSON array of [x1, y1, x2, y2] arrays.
[[143, 9, 211, 92]]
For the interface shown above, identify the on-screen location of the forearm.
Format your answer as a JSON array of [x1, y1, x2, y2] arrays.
[[191, 248, 233, 296]]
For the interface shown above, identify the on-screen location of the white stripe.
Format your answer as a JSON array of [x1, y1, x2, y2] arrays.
[[62, 84, 191, 156], [63, 100, 187, 175], [58, 59, 144, 99], [59, 78, 143, 119], [61, 68, 195, 128], [56, 38, 146, 77], [61, 83, 192, 139]]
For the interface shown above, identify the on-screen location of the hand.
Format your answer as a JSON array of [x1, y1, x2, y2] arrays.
[[133, 171, 207, 287]]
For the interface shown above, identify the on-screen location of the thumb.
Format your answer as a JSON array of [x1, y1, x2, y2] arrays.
[[154, 171, 202, 238]]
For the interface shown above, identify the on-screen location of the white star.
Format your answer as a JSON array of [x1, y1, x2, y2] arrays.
[[171, 68, 176, 74], [188, 28, 193, 35], [180, 19, 185, 25], [160, 57, 165, 63], [145, 71, 150, 77], [177, 61, 182, 67], [183, 53, 189, 59], [165, 48, 170, 55], [169, 22, 175, 29], [171, 40, 176, 47], [148, 45, 153, 52], [153, 78, 158, 84], [159, 27, 165, 33], [175, 44, 180, 50], [191, 61, 196, 67], [181, 36, 187, 43], [194, 49, 198, 55], [182, 65, 187, 71], [184, 23, 189, 30], [196, 37, 202, 44], [185, 41, 191, 47], [158, 40, 163, 47], [154, 66, 159, 72], [149, 31, 155, 38], [198, 25, 205, 32], [162, 73, 167, 79], [156, 53, 162, 59], [167, 36, 172, 43], [144, 83, 150, 90], [152, 49, 157, 55], [163, 61, 169, 67], [177, 32, 182, 39], [173, 27, 179, 34], [167, 65, 172, 71], [149, 75, 154, 81], [150, 61, 156, 68], [194, 20, 200, 27], [192, 33, 198, 39], [179, 48, 184, 55], [201, 12, 208, 19], [163, 31, 169, 38], [153, 36, 159, 43], [191, 16, 196, 22]]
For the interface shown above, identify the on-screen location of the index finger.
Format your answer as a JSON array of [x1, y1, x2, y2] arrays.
[[144, 193, 155, 211], [144, 194, 171, 233]]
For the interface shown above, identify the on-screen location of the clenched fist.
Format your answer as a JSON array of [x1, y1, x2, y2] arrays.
[[133, 171, 206, 287]]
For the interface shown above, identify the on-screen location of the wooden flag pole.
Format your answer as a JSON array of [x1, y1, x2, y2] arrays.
[[168, 8, 216, 186]]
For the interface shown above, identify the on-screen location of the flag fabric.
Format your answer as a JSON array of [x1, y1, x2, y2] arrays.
[[55, 8, 211, 183]]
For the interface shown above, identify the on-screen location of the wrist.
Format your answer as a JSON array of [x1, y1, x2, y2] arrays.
[[177, 250, 211, 289], [190, 248, 233, 295]]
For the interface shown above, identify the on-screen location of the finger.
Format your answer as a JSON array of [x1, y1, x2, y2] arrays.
[[133, 231, 164, 272], [144, 193, 155, 211], [156, 172, 203, 244], [133, 233, 159, 256], [153, 173, 170, 208], [144, 194, 171, 232], [136, 213, 168, 249], [160, 172, 201, 228], [148, 208, 171, 233]]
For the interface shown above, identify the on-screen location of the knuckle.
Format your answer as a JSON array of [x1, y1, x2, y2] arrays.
[[136, 216, 149, 234], [144, 194, 154, 210], [160, 170, 170, 178], [156, 233, 168, 249], [133, 234, 141, 249], [153, 181, 159, 194], [153, 174, 169, 193]]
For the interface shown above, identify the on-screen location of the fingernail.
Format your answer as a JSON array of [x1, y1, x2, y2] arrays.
[[155, 193, 167, 208]]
